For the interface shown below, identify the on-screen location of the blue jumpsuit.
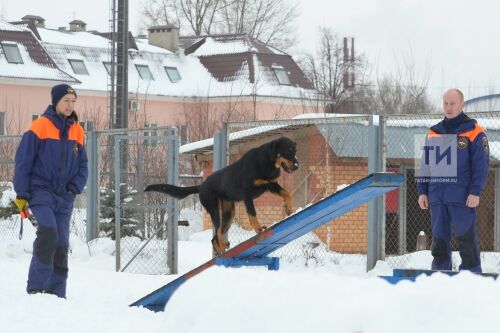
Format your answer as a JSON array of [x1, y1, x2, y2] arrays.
[[417, 112, 489, 272], [14, 106, 88, 297]]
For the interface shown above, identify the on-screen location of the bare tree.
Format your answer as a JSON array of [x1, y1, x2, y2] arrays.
[[367, 49, 436, 115], [300, 27, 436, 115], [140, 0, 221, 35], [139, 0, 298, 49], [300, 27, 369, 114], [215, 0, 298, 50], [140, 0, 179, 29]]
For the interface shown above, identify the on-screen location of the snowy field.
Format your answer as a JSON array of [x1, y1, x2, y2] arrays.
[[1, 219, 500, 333]]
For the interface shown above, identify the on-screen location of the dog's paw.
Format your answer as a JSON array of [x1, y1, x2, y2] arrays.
[[285, 205, 293, 216], [258, 226, 267, 233]]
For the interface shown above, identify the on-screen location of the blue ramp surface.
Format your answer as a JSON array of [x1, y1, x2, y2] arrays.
[[131, 172, 404, 312]]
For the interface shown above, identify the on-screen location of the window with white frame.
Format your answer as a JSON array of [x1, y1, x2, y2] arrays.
[[68, 59, 89, 75], [1, 43, 23, 64], [136, 64, 154, 80], [164, 66, 181, 83], [103, 61, 112, 75], [272, 66, 291, 85]]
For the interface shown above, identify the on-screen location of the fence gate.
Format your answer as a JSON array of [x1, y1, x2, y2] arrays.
[[111, 130, 179, 274]]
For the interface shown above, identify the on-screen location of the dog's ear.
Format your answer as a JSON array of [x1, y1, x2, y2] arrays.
[[269, 139, 280, 160]]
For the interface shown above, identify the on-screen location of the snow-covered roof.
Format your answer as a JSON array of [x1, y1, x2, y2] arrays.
[[0, 20, 27, 32], [180, 113, 360, 154], [182, 34, 285, 56], [190, 37, 257, 56], [465, 94, 500, 113], [1, 19, 316, 99], [37, 27, 110, 48], [180, 112, 500, 161], [0, 20, 78, 82], [0, 42, 78, 82], [135, 37, 172, 54], [39, 28, 315, 98]]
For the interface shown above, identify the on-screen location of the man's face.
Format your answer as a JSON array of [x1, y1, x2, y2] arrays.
[[55, 94, 77, 117], [442, 91, 464, 119]]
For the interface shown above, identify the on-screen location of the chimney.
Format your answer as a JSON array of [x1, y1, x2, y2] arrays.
[[343, 37, 349, 90], [350, 37, 355, 88], [69, 20, 86, 32], [21, 15, 45, 28], [148, 24, 179, 52]]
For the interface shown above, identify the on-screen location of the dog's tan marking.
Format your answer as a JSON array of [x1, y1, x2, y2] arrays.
[[254, 179, 269, 186], [267, 189, 293, 215], [212, 200, 228, 255], [254, 178, 278, 186], [275, 156, 294, 170], [280, 189, 294, 215], [247, 214, 267, 233]]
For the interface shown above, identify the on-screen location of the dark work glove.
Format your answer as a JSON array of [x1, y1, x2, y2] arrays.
[[67, 185, 77, 195]]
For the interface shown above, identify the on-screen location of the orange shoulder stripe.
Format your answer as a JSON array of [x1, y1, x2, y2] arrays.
[[29, 117, 60, 140], [68, 123, 85, 145], [459, 124, 485, 142], [427, 129, 441, 138]]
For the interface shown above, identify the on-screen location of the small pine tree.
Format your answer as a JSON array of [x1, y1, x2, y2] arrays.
[[99, 183, 143, 240]]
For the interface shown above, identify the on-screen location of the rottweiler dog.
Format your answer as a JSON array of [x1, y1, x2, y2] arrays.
[[145, 137, 300, 255]]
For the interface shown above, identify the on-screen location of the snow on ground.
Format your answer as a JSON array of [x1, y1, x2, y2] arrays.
[[1, 217, 500, 332]]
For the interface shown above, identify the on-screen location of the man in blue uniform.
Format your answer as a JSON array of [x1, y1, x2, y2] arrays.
[[14, 84, 88, 297], [417, 89, 489, 272]]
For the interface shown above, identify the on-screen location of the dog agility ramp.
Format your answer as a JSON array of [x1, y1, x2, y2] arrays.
[[130, 172, 404, 312]]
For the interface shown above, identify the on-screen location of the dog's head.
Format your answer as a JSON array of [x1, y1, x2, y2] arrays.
[[270, 137, 300, 173]]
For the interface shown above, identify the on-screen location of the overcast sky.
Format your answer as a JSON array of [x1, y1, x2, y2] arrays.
[[1, 0, 500, 106]]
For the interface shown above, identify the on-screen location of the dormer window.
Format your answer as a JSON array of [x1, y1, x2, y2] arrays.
[[103, 61, 112, 75], [136, 64, 154, 80], [164, 66, 181, 83], [272, 66, 291, 85], [68, 59, 89, 75], [1, 42, 23, 64]]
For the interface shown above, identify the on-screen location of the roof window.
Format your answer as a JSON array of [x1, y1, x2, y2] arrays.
[[164, 66, 181, 83], [272, 66, 291, 85], [136, 64, 154, 80], [68, 59, 89, 75], [1, 43, 23, 64]]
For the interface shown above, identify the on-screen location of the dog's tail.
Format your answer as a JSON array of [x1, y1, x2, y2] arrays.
[[144, 184, 200, 199]]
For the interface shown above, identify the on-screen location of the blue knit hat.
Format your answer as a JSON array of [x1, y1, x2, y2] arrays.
[[51, 84, 77, 107]]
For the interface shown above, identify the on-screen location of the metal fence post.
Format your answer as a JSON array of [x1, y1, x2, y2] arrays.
[[367, 115, 385, 271], [212, 125, 228, 257], [214, 123, 228, 171], [495, 167, 500, 251], [398, 165, 407, 254], [85, 121, 98, 242], [167, 129, 179, 274], [114, 136, 121, 272]]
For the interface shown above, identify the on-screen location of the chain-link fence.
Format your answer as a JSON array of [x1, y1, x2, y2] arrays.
[[4, 111, 500, 274], [384, 112, 500, 272], [92, 127, 180, 274], [209, 113, 500, 272], [222, 116, 371, 265]]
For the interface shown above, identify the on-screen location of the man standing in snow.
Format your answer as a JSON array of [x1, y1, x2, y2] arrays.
[[417, 89, 489, 272], [13, 84, 88, 297]]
